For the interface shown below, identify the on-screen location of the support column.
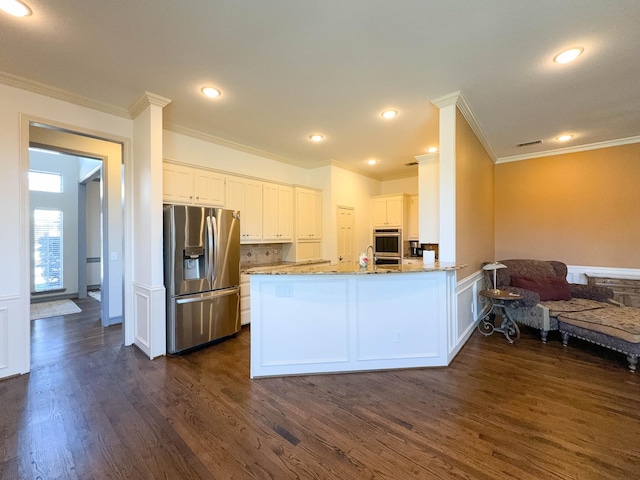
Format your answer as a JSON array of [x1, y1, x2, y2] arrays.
[[430, 91, 459, 264], [128, 92, 171, 358]]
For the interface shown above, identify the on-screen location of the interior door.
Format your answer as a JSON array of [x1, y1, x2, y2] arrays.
[[337, 206, 354, 265]]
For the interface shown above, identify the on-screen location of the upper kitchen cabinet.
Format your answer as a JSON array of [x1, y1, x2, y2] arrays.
[[263, 182, 293, 242], [193, 170, 225, 206], [163, 162, 224, 206], [226, 175, 263, 243], [371, 194, 408, 228], [296, 187, 322, 240], [407, 195, 419, 240], [163, 163, 195, 204]]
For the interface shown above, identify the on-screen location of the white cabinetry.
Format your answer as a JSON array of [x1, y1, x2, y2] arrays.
[[240, 273, 251, 325], [371, 194, 408, 228], [262, 183, 293, 241], [296, 187, 322, 239], [407, 195, 419, 240], [163, 163, 195, 204], [163, 162, 224, 206], [193, 170, 225, 206], [226, 176, 263, 242], [287, 187, 322, 261]]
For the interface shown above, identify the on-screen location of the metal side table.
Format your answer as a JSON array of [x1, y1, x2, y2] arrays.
[[478, 289, 523, 343]]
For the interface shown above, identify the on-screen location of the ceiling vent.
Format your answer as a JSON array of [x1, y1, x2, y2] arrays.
[[516, 139, 542, 148], [405, 161, 419, 166]]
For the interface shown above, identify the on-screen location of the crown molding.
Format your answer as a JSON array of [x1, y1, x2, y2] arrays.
[[128, 91, 172, 119], [164, 123, 309, 169], [496, 135, 640, 164], [431, 90, 497, 162], [431, 91, 460, 109], [454, 91, 497, 161], [0, 71, 131, 119], [415, 152, 439, 162]]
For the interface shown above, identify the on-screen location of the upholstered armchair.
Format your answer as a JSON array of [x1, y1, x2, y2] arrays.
[[482, 259, 615, 342]]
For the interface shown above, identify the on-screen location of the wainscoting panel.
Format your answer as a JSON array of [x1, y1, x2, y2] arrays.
[[133, 282, 166, 359], [0, 294, 26, 379], [567, 265, 640, 284], [452, 269, 485, 360], [0, 305, 8, 370]]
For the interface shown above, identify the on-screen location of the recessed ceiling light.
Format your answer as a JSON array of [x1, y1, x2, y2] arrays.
[[201, 86, 221, 98], [381, 110, 398, 119], [367, 159, 377, 165], [557, 134, 573, 142], [0, 0, 32, 16], [427, 147, 438, 153], [553, 47, 584, 64], [309, 134, 324, 142]]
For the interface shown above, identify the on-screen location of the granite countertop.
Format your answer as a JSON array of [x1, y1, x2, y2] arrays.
[[245, 261, 463, 275], [240, 259, 330, 274]]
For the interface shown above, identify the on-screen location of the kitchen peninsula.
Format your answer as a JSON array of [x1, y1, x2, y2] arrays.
[[247, 262, 464, 378]]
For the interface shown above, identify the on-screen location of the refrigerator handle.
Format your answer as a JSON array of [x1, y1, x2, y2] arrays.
[[211, 215, 219, 283], [206, 215, 214, 280]]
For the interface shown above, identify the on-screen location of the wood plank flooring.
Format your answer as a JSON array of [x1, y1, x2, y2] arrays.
[[1, 298, 639, 479]]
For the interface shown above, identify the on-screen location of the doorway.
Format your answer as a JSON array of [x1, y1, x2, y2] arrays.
[[28, 123, 125, 348], [29, 148, 103, 306], [337, 206, 355, 266]]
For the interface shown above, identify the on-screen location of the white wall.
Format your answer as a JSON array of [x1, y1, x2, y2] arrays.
[[163, 130, 312, 186], [163, 131, 385, 263], [381, 175, 418, 195], [0, 82, 132, 379], [323, 165, 382, 262]]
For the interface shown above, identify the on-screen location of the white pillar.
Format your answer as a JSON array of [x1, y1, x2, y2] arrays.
[[128, 92, 171, 358], [430, 91, 459, 264]]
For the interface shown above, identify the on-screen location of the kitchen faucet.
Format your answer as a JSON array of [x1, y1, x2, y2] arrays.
[[366, 245, 376, 270]]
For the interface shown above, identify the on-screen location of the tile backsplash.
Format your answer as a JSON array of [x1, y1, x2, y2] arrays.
[[240, 243, 284, 268]]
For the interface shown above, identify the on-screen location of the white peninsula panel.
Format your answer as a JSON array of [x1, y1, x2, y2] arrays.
[[249, 264, 458, 378]]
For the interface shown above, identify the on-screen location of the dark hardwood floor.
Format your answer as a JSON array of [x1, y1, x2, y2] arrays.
[[2, 298, 639, 479]]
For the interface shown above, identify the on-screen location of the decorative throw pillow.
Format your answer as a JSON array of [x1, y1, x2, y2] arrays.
[[510, 275, 572, 301]]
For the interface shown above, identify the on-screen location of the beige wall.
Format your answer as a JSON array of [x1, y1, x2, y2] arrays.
[[455, 109, 495, 278], [495, 143, 640, 268]]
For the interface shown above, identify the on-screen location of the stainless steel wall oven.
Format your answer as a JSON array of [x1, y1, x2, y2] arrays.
[[373, 228, 402, 264]]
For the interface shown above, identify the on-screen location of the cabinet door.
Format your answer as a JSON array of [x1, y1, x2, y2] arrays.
[[163, 164, 194, 203], [408, 195, 419, 240], [194, 171, 225, 206], [243, 180, 263, 241], [371, 197, 388, 227], [311, 190, 322, 239], [296, 188, 321, 240], [296, 188, 312, 239], [262, 182, 279, 240], [225, 176, 244, 212], [277, 185, 293, 241], [385, 196, 403, 227]]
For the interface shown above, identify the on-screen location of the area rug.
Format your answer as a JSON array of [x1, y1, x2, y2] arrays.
[[30, 300, 81, 320], [88, 290, 101, 302]]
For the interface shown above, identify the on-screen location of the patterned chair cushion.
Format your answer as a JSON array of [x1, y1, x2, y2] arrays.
[[557, 307, 640, 344], [541, 298, 614, 317]]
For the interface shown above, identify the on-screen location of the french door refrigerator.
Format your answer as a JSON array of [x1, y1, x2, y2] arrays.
[[164, 204, 241, 354]]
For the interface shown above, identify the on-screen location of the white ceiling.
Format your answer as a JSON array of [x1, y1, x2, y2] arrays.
[[2, 1, 639, 179]]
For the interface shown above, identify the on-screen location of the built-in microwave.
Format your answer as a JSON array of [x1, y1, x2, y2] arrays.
[[373, 228, 402, 263]]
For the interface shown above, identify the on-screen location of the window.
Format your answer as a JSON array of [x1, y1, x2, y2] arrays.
[[29, 171, 62, 193], [33, 209, 63, 292]]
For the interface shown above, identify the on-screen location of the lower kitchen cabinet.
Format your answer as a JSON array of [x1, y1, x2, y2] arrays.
[[240, 273, 251, 325]]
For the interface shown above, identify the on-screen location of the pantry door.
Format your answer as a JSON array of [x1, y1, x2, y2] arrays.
[[336, 206, 354, 266]]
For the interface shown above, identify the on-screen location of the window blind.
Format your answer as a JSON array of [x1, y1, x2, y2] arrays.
[[33, 209, 63, 292]]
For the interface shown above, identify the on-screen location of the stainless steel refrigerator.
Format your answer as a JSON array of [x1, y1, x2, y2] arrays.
[[164, 205, 241, 354]]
